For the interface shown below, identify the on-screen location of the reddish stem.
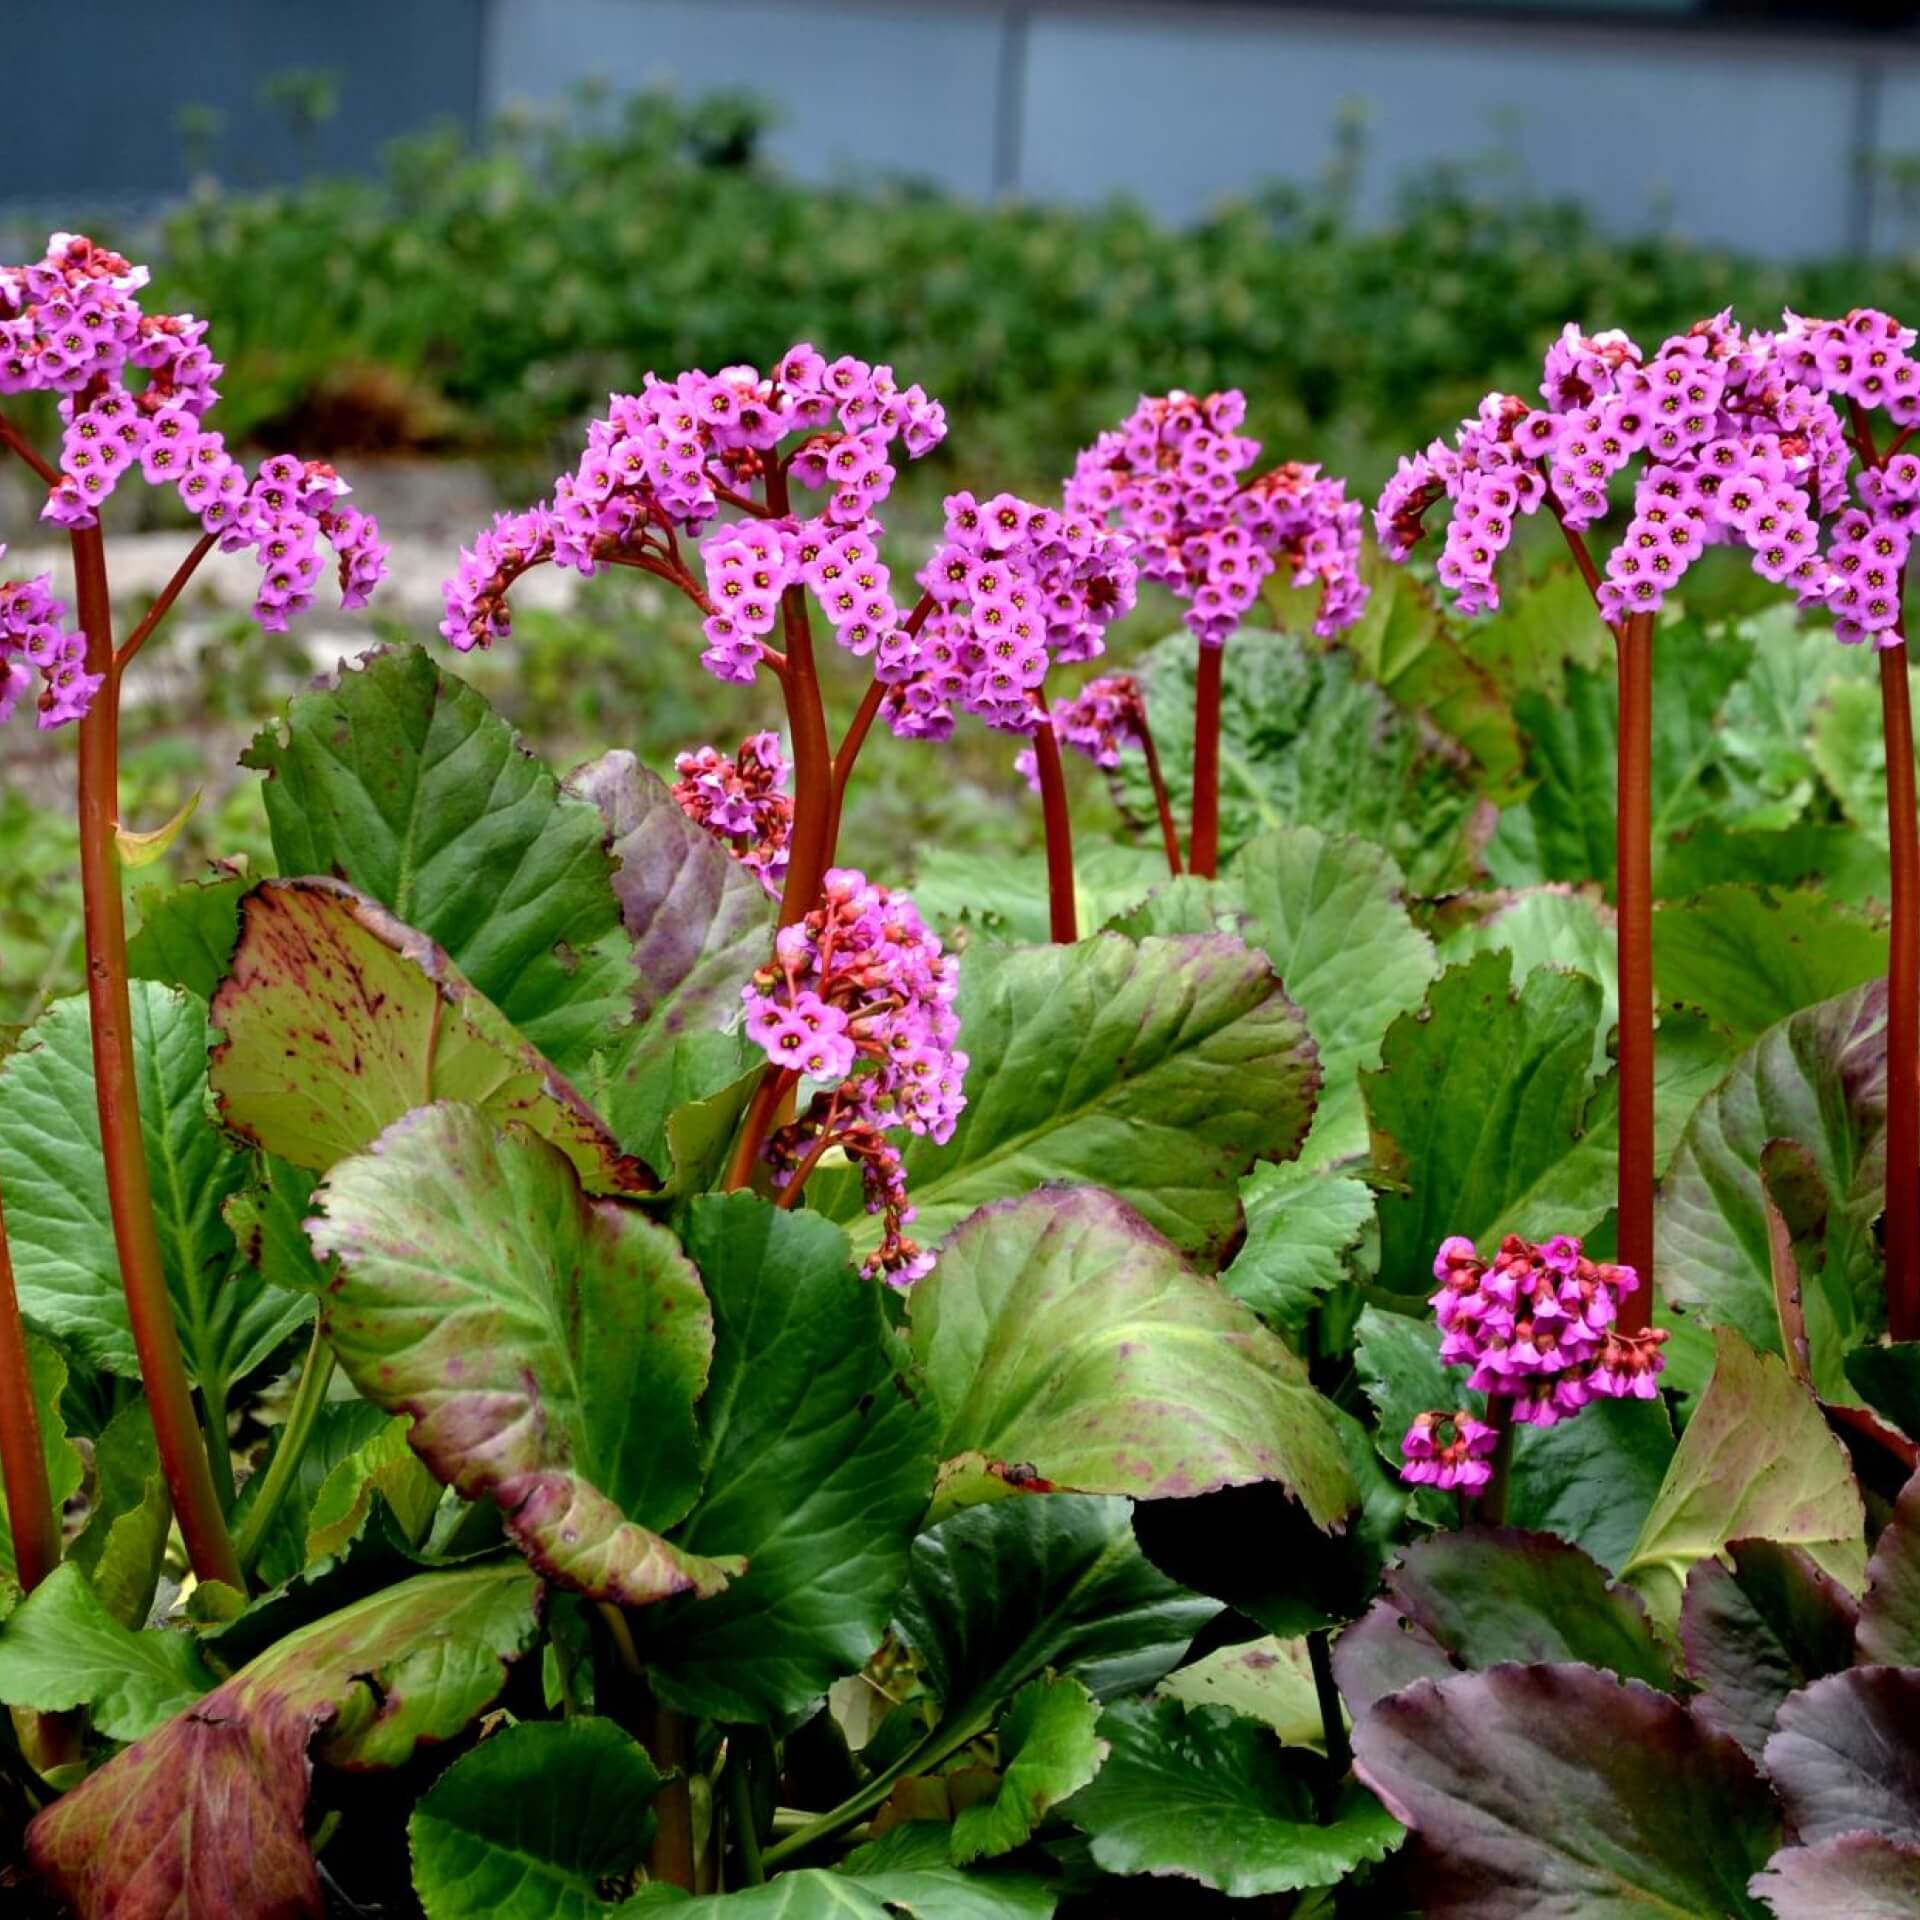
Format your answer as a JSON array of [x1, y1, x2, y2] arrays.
[[1137, 711, 1183, 878], [724, 1068, 798, 1196], [764, 469, 833, 932], [70, 524, 244, 1591], [1030, 713, 1079, 944], [0, 411, 60, 487], [117, 532, 216, 670], [1190, 643, 1224, 879], [826, 676, 888, 867], [1614, 611, 1657, 1331], [1883, 634, 1920, 1340], [0, 1183, 59, 1595]]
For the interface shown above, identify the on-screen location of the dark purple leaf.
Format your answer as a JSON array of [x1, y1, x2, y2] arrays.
[[1749, 1832, 1920, 1918], [1858, 1468, 1920, 1666], [1764, 1667, 1920, 1847]]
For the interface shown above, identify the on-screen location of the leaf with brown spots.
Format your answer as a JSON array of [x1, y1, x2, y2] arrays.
[[210, 878, 655, 1196], [310, 1102, 739, 1607], [27, 1561, 540, 1920]]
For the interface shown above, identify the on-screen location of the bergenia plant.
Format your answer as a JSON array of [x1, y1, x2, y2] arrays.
[[1376, 307, 1920, 1341], [1067, 388, 1368, 875], [0, 233, 389, 1593]]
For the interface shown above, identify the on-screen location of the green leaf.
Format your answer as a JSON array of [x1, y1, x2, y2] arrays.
[[29, 1562, 540, 1920], [211, 877, 655, 1195], [0, 1331, 81, 1591], [0, 983, 310, 1383], [412, 1719, 665, 1920], [1679, 1539, 1859, 1761], [621, 1864, 1057, 1917], [1752, 1833, 1920, 1920], [242, 644, 634, 1075], [227, 1397, 393, 1589], [1437, 888, 1617, 1076], [1221, 827, 1436, 1164], [1061, 1699, 1403, 1898], [1812, 668, 1920, 847], [1847, 1342, 1920, 1439], [1656, 981, 1886, 1397], [304, 1413, 440, 1563], [69, 1400, 170, 1628], [912, 844, 1171, 948], [898, 1495, 1220, 1745], [910, 1187, 1354, 1524], [126, 875, 245, 998], [1332, 1527, 1674, 1722], [1455, 565, 1610, 704], [814, 933, 1320, 1268], [1713, 607, 1837, 832], [1350, 1664, 1778, 1919], [0, 1560, 215, 1740], [565, 750, 775, 1164], [1857, 1468, 1920, 1666], [1222, 1161, 1374, 1336], [1115, 628, 1487, 893], [1621, 1328, 1865, 1628], [950, 1676, 1105, 1864], [224, 1154, 332, 1294], [1653, 886, 1887, 1046], [1364, 951, 1609, 1296], [1157, 1636, 1326, 1747], [312, 1102, 733, 1606], [636, 1194, 938, 1724]]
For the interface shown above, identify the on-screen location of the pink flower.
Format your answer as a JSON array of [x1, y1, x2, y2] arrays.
[[1399, 1410, 1500, 1494]]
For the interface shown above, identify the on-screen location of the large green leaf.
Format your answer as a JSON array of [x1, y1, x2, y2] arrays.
[[620, 1863, 1056, 1918], [1222, 827, 1436, 1164], [1332, 1527, 1674, 1721], [211, 877, 654, 1195], [1221, 1161, 1374, 1337], [242, 644, 633, 1074], [1621, 1329, 1866, 1627], [950, 1675, 1105, 1865], [312, 1102, 733, 1606], [910, 1187, 1353, 1524], [814, 933, 1320, 1267], [636, 1194, 938, 1724], [126, 875, 245, 999], [1454, 564, 1609, 704], [0, 1330, 81, 1590], [1657, 982, 1886, 1396], [1350, 1664, 1778, 1919], [0, 983, 310, 1383], [564, 750, 774, 1165], [411, 1718, 665, 1920], [1364, 951, 1609, 1296], [0, 1560, 216, 1741], [1712, 606, 1834, 833], [28, 1562, 540, 1920], [1157, 1636, 1326, 1747], [1653, 887, 1886, 1046], [1060, 1699, 1403, 1898], [1679, 1540, 1858, 1761], [1812, 668, 1920, 848], [1114, 628, 1487, 894]]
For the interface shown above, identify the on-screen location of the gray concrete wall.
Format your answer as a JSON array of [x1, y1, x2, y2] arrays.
[[3, 0, 1917, 257]]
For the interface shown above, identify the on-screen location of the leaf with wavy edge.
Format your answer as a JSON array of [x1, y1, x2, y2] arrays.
[[1764, 1666, 1920, 1847], [1352, 1664, 1777, 1920], [311, 1103, 736, 1606], [911, 1187, 1353, 1524], [950, 1675, 1105, 1865], [212, 877, 654, 1195], [1621, 1328, 1865, 1628], [1750, 1833, 1920, 1918], [814, 932, 1321, 1267], [1858, 1468, 1920, 1665], [28, 1562, 541, 1920]]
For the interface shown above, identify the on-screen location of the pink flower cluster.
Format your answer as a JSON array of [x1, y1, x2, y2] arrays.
[[0, 233, 388, 679], [0, 551, 90, 727], [883, 489, 1138, 743], [1066, 389, 1368, 645], [1399, 1410, 1500, 1494], [1374, 309, 1920, 638], [672, 731, 793, 899], [741, 868, 967, 1285], [1014, 672, 1150, 791], [439, 345, 945, 671]]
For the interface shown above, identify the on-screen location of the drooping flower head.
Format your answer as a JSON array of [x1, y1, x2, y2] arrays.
[[881, 488, 1138, 746], [439, 344, 947, 683], [672, 731, 793, 899], [1013, 671, 1152, 791], [1067, 389, 1369, 645], [0, 552, 90, 728], [1372, 310, 1912, 633], [0, 232, 389, 718], [740, 867, 967, 1286], [1398, 1410, 1500, 1493]]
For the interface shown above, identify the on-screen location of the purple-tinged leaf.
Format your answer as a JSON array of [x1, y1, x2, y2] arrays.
[[1764, 1667, 1920, 1847], [1332, 1528, 1672, 1721], [1858, 1468, 1920, 1666], [210, 877, 655, 1196], [1678, 1539, 1858, 1760], [1749, 1832, 1920, 1919], [910, 1187, 1354, 1523], [311, 1102, 739, 1606], [1352, 1664, 1778, 1919], [27, 1562, 539, 1920]]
